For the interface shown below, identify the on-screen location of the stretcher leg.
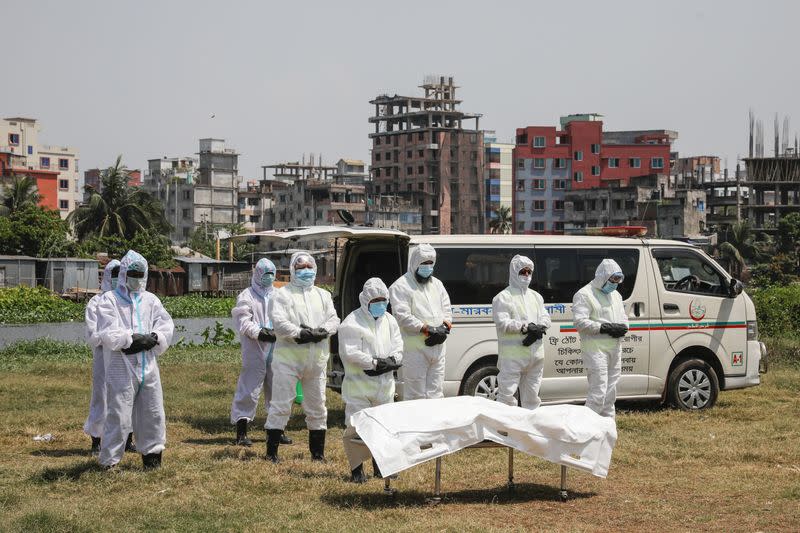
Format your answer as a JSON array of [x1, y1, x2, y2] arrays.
[[383, 477, 396, 497], [559, 465, 568, 502], [426, 457, 443, 505], [507, 448, 515, 492]]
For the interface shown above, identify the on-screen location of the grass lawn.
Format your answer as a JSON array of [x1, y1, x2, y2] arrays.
[[1, 345, 798, 532]]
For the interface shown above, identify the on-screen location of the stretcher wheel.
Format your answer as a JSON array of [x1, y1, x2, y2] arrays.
[[559, 490, 568, 502]]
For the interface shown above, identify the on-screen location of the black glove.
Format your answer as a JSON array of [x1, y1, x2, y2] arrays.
[[258, 328, 276, 343], [609, 323, 629, 338], [363, 356, 403, 377], [424, 325, 449, 347], [522, 323, 547, 346], [123, 332, 158, 354], [310, 327, 329, 343], [295, 327, 315, 344]]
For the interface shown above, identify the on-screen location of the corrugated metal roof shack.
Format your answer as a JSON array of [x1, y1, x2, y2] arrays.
[[147, 264, 186, 297], [36, 258, 99, 294], [0, 255, 37, 287], [174, 257, 251, 295]]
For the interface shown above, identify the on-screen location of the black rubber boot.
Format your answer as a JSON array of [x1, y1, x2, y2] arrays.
[[235, 419, 252, 447], [280, 431, 293, 445], [142, 452, 162, 470], [309, 429, 326, 462], [350, 463, 368, 484], [90, 437, 101, 456], [125, 433, 136, 453], [266, 429, 282, 463]]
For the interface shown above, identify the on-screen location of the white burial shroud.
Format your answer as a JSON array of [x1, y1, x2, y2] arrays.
[[350, 396, 617, 479]]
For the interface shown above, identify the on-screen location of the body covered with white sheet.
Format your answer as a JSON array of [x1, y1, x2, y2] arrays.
[[389, 244, 452, 400], [492, 254, 551, 409], [96, 251, 174, 467]]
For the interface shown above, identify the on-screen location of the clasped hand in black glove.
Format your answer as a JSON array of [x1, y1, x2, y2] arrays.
[[599, 323, 628, 338], [123, 332, 159, 354], [258, 327, 276, 343], [363, 356, 402, 377], [424, 324, 450, 347], [310, 327, 329, 342], [295, 327, 315, 344], [522, 322, 547, 346]]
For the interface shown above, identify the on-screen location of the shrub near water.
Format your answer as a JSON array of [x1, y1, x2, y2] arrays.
[[750, 284, 800, 339], [0, 286, 85, 324]]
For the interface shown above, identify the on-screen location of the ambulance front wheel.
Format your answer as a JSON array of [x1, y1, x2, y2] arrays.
[[667, 358, 719, 411]]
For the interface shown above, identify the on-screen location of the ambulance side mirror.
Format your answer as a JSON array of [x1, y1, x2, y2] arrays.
[[728, 278, 743, 298]]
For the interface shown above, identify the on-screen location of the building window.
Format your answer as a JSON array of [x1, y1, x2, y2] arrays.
[[418, 149, 424, 157], [406, 166, 413, 176], [182, 208, 190, 217], [673, 217, 680, 226], [534, 221, 545, 232], [588, 199, 596, 210], [374, 169, 381, 178], [629, 157, 641, 168], [183, 227, 190, 237], [407, 183, 412, 192], [516, 159, 525, 169], [516, 180, 525, 192], [553, 221, 564, 231], [40, 157, 50, 168], [59, 199, 69, 210], [183, 190, 191, 200], [591, 165, 600, 176], [625, 200, 635, 210], [418, 165, 424, 174], [533, 158, 545, 169], [553, 200, 564, 211], [533, 136, 545, 148], [574, 171, 583, 182], [574, 201, 585, 212], [517, 221, 525, 232], [27, 145, 33, 155], [59, 179, 69, 190], [419, 132, 425, 141], [553, 179, 566, 190], [418, 182, 425, 190], [8, 133, 19, 146], [534, 179, 546, 190], [574, 151, 583, 161], [591, 144, 600, 154], [59, 158, 69, 170], [613, 199, 622, 210], [533, 200, 546, 211], [250, 215, 260, 223], [608, 158, 620, 168], [375, 153, 381, 162], [554, 158, 567, 169], [375, 137, 381, 146], [652, 157, 665, 169], [516, 200, 525, 212], [450, 164, 458, 175]]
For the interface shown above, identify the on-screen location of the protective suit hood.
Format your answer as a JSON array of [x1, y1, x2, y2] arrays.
[[408, 244, 436, 274], [251, 257, 277, 298], [116, 250, 149, 300], [100, 259, 121, 292], [289, 251, 316, 288], [509, 254, 534, 291], [358, 277, 390, 314], [590, 259, 624, 290]]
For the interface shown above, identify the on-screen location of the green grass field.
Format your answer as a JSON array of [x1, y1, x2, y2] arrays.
[[1, 345, 798, 532]]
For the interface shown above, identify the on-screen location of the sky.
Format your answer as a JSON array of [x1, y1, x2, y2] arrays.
[[3, 0, 799, 180]]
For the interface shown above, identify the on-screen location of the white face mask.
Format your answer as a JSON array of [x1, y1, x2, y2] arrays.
[[518, 274, 532, 286], [126, 277, 145, 292]]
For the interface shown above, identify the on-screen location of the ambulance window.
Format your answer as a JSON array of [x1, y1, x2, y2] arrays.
[[532, 249, 578, 304], [652, 249, 726, 296], [434, 248, 533, 304], [577, 248, 640, 300]]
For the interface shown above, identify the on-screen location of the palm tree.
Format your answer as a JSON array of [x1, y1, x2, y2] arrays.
[[0, 174, 41, 216], [489, 205, 513, 234], [68, 155, 170, 240]]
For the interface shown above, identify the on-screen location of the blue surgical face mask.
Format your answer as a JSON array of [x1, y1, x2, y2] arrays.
[[260, 272, 275, 287], [417, 265, 434, 278], [295, 268, 316, 287], [368, 301, 388, 318], [601, 281, 618, 294], [126, 277, 145, 292]]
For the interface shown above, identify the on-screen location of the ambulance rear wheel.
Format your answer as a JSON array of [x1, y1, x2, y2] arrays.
[[667, 358, 719, 410], [463, 365, 500, 401]]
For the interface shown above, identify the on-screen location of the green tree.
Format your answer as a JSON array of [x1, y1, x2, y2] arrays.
[[68, 155, 170, 240], [777, 212, 800, 261], [0, 205, 74, 257], [187, 222, 254, 261], [489, 205, 513, 235], [0, 174, 41, 216]]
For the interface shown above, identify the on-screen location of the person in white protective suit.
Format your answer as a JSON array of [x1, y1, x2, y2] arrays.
[[572, 259, 629, 418], [265, 252, 340, 463], [492, 255, 551, 409], [83, 259, 137, 455], [229, 258, 293, 447], [388, 244, 452, 400], [96, 250, 174, 469], [339, 277, 403, 483]]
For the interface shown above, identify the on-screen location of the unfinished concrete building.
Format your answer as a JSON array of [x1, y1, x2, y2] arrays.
[[744, 157, 800, 232], [369, 76, 485, 234]]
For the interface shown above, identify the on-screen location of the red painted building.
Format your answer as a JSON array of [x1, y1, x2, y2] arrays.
[[0, 151, 59, 211], [512, 114, 677, 234]]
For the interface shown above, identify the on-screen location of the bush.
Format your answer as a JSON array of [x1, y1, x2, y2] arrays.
[[0, 286, 85, 324], [162, 295, 235, 318], [750, 284, 800, 339]]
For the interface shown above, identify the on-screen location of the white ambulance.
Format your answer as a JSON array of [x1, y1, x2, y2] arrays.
[[240, 226, 767, 410]]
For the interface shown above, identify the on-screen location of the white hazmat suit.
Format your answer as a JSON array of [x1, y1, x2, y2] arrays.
[[492, 255, 551, 409], [340, 277, 404, 479], [83, 259, 120, 441], [266, 252, 339, 461], [97, 250, 174, 467], [389, 244, 452, 400], [230, 258, 277, 430], [572, 259, 629, 418]]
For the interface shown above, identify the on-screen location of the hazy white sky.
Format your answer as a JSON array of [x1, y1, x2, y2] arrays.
[[3, 0, 799, 179]]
